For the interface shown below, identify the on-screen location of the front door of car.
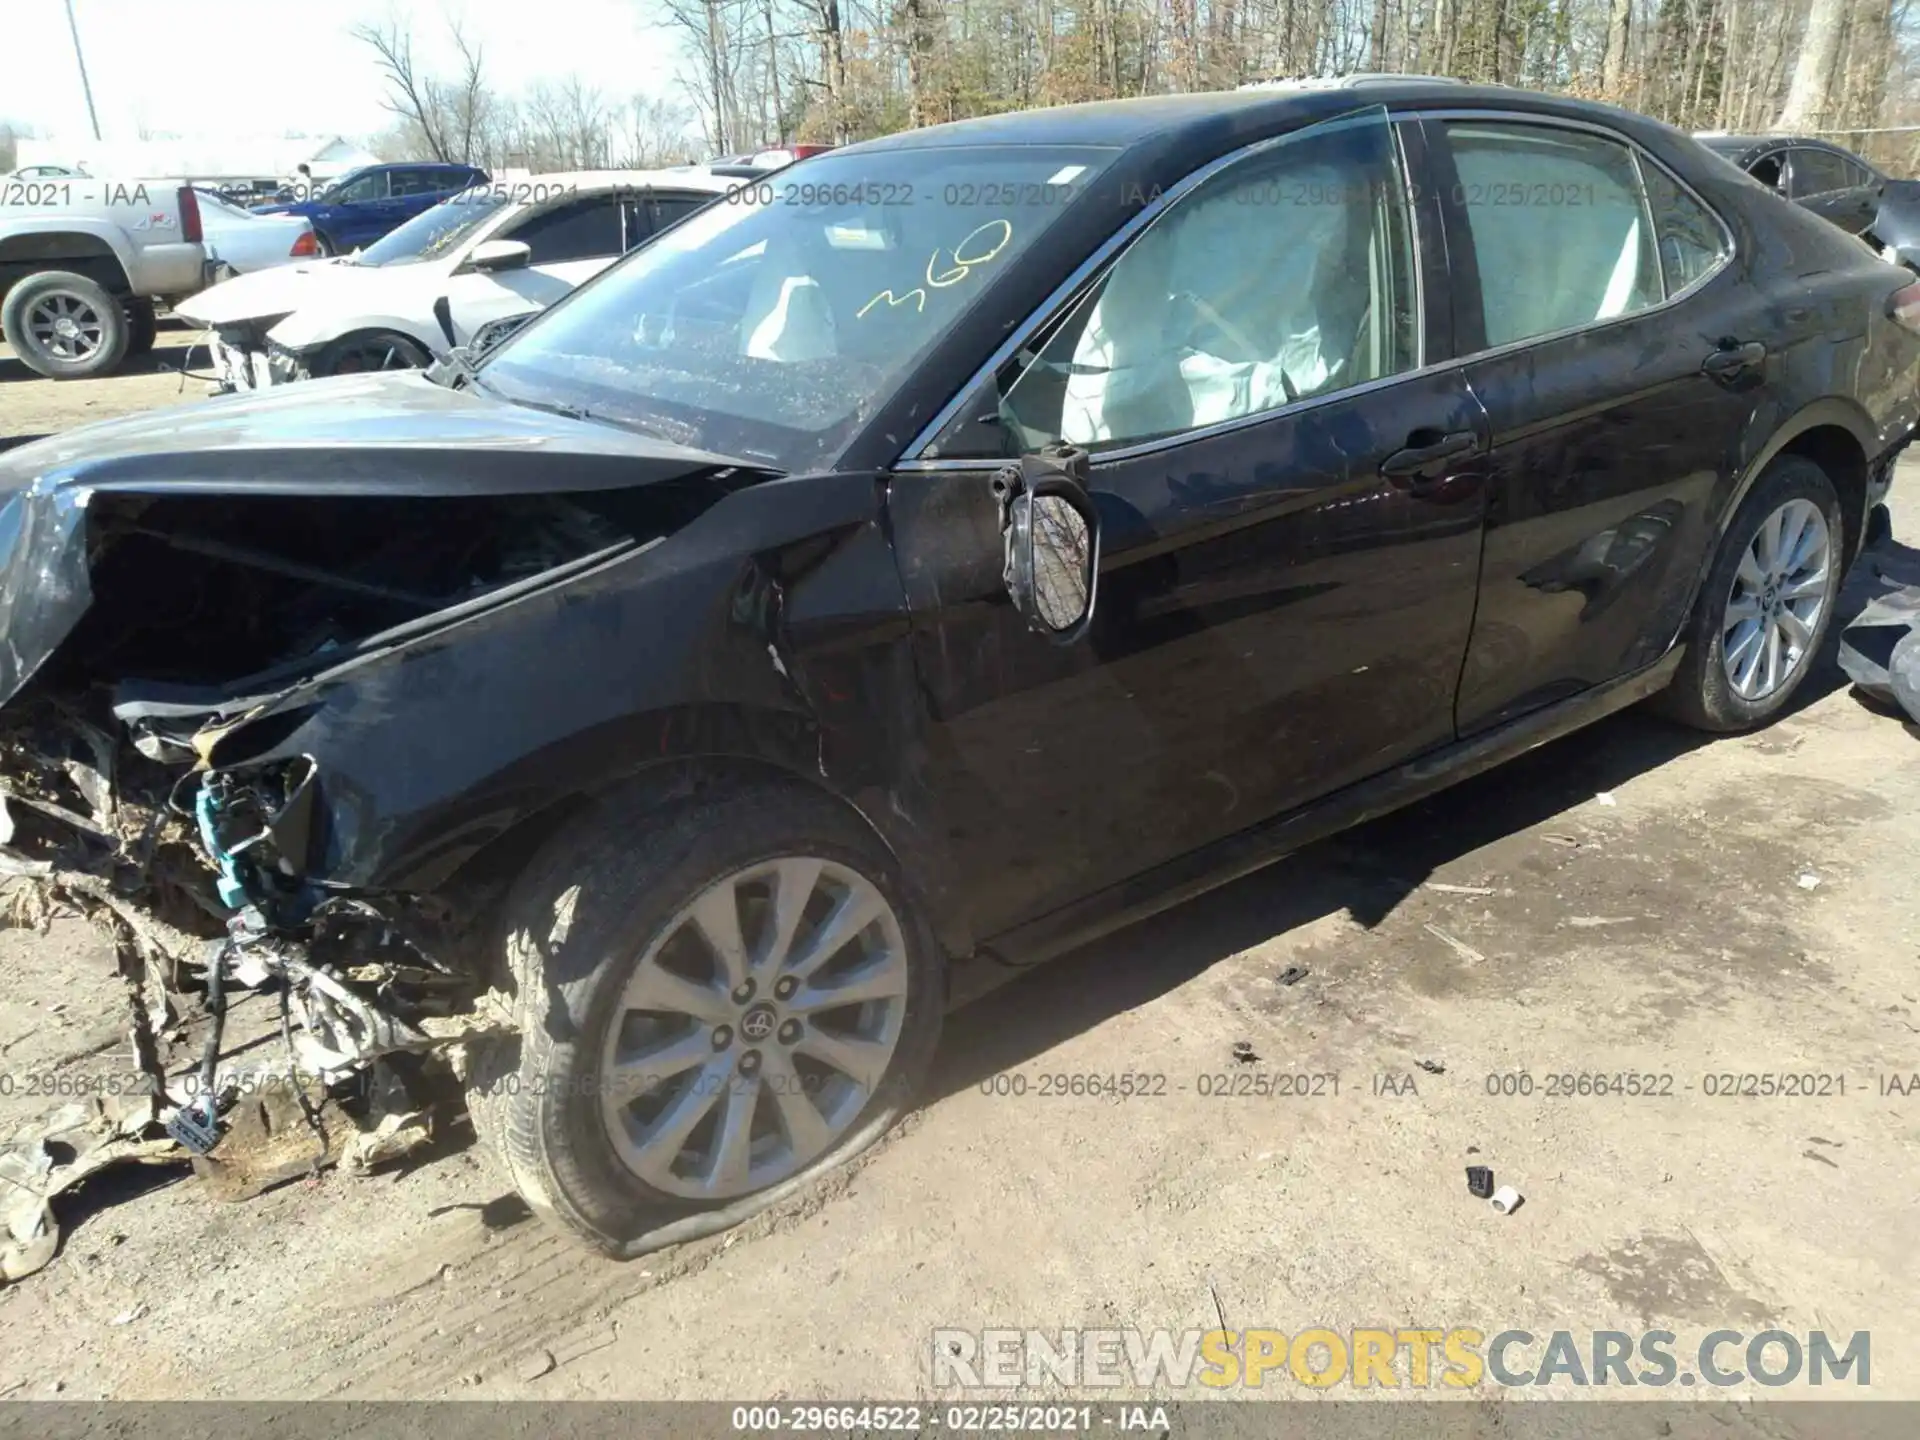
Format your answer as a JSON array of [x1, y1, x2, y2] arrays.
[[885, 109, 1494, 939], [320, 170, 399, 250], [1785, 146, 1882, 237], [441, 192, 631, 347], [1431, 117, 1758, 733]]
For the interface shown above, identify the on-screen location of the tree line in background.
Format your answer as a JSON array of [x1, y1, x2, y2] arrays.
[[359, 0, 1920, 176]]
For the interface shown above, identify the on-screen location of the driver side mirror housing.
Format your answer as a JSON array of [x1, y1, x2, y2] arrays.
[[463, 239, 533, 274], [993, 445, 1102, 644]]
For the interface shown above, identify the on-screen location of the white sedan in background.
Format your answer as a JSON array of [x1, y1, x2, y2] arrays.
[[193, 189, 319, 275], [174, 168, 740, 390]]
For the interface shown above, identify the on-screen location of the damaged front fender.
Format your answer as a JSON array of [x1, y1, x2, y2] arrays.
[[200, 468, 947, 903]]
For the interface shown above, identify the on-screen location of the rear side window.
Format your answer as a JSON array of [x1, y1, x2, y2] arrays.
[[1790, 148, 1857, 197], [1642, 162, 1730, 296], [1445, 122, 1663, 348], [650, 193, 714, 232], [387, 168, 440, 197], [505, 196, 626, 263]]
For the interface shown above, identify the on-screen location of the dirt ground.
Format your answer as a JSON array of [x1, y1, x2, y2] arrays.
[[1, 334, 1918, 1407]]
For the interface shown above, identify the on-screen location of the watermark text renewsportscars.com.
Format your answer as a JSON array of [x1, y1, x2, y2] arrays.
[[932, 1327, 1870, 1390]]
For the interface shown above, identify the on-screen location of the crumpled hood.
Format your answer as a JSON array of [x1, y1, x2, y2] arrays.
[[172, 256, 417, 328], [0, 371, 769, 705]]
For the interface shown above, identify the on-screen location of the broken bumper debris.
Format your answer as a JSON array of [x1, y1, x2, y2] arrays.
[[0, 374, 768, 1272], [1838, 586, 1920, 725]]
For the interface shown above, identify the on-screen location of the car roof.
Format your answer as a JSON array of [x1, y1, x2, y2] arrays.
[[839, 78, 1658, 155], [487, 168, 740, 193], [1694, 133, 1854, 159]]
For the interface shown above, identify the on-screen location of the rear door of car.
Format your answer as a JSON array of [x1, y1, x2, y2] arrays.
[[885, 108, 1494, 938], [1785, 146, 1882, 236], [1427, 112, 1756, 733]]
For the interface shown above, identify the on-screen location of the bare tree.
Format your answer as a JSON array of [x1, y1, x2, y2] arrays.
[[1780, 0, 1852, 125], [619, 95, 699, 165], [352, 13, 458, 162]]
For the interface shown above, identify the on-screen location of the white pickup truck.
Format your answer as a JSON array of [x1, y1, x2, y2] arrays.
[[0, 176, 211, 379]]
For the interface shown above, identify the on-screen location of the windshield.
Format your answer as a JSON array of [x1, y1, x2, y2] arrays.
[[358, 190, 511, 266], [478, 144, 1117, 471]]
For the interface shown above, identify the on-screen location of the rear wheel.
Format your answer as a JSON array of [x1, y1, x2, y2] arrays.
[[467, 779, 944, 1254], [1655, 455, 1843, 731], [1, 270, 130, 379]]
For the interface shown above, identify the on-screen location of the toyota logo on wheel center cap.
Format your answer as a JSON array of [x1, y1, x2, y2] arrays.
[[740, 1003, 777, 1042]]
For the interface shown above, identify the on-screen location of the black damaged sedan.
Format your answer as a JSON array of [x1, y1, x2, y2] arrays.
[[2, 78, 1915, 1255]]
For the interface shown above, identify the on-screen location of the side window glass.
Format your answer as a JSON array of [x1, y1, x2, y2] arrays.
[[504, 197, 625, 263], [392, 168, 452, 197], [650, 194, 713, 233], [331, 171, 385, 204], [1790, 148, 1851, 197], [1446, 122, 1662, 349], [622, 198, 654, 252], [1747, 152, 1785, 190], [1641, 162, 1729, 297], [960, 121, 1416, 456]]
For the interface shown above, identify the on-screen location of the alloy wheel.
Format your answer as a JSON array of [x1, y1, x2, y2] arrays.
[[599, 856, 910, 1200], [1721, 497, 1832, 702], [26, 291, 107, 363]]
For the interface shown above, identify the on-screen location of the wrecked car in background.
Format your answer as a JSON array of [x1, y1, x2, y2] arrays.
[[3, 78, 1917, 1263], [175, 169, 740, 391]]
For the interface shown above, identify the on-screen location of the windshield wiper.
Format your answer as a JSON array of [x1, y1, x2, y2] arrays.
[[495, 392, 596, 423]]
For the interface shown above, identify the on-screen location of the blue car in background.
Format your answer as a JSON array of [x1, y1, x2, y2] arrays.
[[250, 161, 488, 256]]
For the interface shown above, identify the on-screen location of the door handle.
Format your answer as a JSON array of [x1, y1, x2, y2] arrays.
[[1702, 339, 1767, 379], [1381, 428, 1478, 480]]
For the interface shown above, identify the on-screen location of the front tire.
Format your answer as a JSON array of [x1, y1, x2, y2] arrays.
[[1655, 455, 1843, 731], [311, 329, 431, 377], [1, 270, 130, 379], [468, 778, 944, 1255]]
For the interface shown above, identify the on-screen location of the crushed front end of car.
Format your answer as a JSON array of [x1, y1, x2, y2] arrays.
[[0, 375, 785, 1274]]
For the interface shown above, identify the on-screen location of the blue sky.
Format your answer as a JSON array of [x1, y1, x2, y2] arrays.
[[7, 0, 681, 141]]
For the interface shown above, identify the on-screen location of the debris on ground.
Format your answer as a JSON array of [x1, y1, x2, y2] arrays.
[[1425, 882, 1496, 896], [0, 1101, 181, 1285], [1275, 966, 1309, 987], [1417, 1059, 1446, 1075], [1595, 791, 1618, 807], [1490, 1185, 1523, 1215], [1231, 1041, 1258, 1064], [1839, 586, 1920, 725], [1422, 924, 1487, 966], [1797, 872, 1822, 891], [1466, 1166, 1494, 1199], [519, 1349, 558, 1382]]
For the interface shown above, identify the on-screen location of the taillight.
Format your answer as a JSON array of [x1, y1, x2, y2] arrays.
[[289, 230, 319, 258], [1889, 279, 1920, 336], [177, 185, 202, 244]]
